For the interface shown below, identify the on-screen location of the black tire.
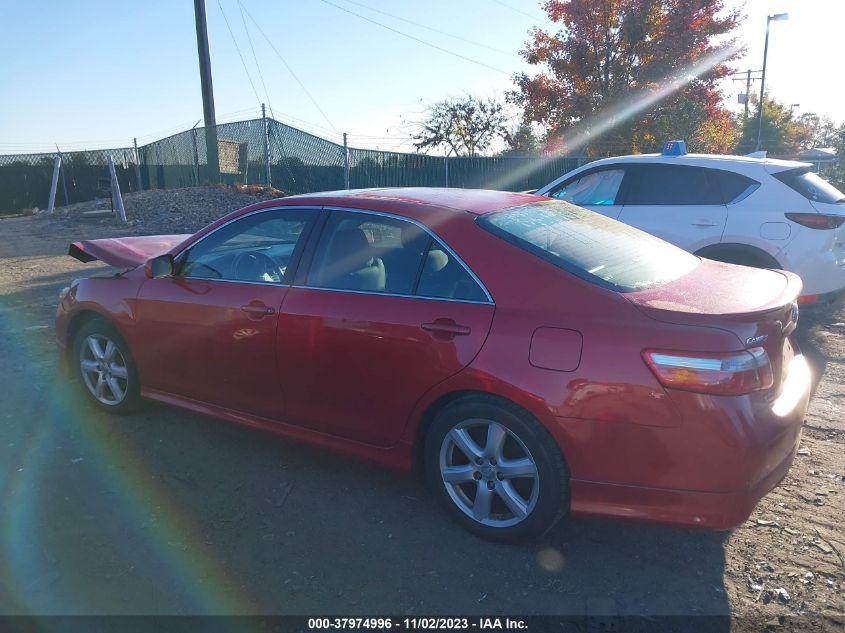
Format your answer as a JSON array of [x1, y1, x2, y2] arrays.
[[73, 318, 142, 414], [424, 395, 569, 542]]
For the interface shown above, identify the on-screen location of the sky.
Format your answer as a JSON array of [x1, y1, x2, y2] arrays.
[[0, 0, 842, 154]]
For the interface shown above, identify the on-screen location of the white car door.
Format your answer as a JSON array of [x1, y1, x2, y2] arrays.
[[618, 164, 728, 251], [540, 166, 627, 219]]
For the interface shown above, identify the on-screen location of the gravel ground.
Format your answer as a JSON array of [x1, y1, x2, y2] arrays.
[[0, 190, 843, 629]]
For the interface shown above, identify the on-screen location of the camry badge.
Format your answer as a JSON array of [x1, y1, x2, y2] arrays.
[[746, 334, 769, 346]]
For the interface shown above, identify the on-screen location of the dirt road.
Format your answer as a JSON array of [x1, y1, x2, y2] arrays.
[[0, 203, 842, 630]]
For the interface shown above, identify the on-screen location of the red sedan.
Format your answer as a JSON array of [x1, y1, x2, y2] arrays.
[[56, 188, 811, 541]]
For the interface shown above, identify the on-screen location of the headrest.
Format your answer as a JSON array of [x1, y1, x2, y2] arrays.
[[329, 228, 373, 271], [425, 249, 449, 273]]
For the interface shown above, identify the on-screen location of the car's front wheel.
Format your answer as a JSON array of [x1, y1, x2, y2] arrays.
[[425, 396, 569, 541], [74, 319, 141, 414]]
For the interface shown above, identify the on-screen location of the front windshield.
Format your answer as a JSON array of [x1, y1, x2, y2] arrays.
[[478, 199, 700, 292]]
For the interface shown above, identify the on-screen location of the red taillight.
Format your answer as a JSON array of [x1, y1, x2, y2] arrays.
[[784, 213, 845, 230], [642, 347, 774, 396]]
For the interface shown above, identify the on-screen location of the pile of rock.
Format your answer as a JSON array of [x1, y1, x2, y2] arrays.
[[46, 184, 286, 234]]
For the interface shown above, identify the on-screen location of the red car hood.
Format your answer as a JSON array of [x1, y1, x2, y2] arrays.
[[68, 235, 191, 268]]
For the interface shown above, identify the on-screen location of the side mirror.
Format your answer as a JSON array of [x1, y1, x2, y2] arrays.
[[145, 254, 175, 279]]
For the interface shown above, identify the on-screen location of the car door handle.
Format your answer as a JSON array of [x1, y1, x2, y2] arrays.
[[421, 320, 471, 339], [241, 303, 276, 317], [691, 220, 719, 228]]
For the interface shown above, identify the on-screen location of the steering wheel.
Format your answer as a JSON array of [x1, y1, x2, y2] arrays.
[[232, 251, 283, 282]]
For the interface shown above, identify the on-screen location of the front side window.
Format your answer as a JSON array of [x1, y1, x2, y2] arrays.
[[307, 211, 489, 302], [478, 199, 700, 292], [774, 168, 845, 204], [180, 209, 314, 283], [549, 168, 624, 205], [624, 164, 722, 205]]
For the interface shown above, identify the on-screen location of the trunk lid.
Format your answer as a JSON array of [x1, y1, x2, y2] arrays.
[[68, 235, 191, 268], [626, 259, 802, 394]]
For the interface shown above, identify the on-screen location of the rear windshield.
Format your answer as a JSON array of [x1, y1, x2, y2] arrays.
[[775, 168, 845, 204], [478, 199, 700, 292]]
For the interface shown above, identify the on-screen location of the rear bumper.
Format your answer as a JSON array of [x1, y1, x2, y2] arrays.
[[551, 354, 810, 529], [569, 433, 800, 529]]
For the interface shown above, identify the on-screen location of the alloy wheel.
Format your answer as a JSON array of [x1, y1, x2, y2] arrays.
[[439, 419, 540, 528], [79, 334, 130, 406]]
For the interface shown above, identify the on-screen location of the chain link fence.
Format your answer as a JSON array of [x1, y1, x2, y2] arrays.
[[4, 114, 841, 215], [0, 148, 139, 213], [0, 116, 590, 215]]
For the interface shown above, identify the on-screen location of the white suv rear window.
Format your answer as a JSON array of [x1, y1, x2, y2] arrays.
[[478, 199, 700, 292], [775, 168, 845, 204]]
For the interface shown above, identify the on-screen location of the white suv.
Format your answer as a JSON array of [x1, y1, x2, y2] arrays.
[[536, 146, 845, 304]]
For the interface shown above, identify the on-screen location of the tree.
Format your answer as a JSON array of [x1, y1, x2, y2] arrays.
[[499, 121, 542, 156], [511, 0, 743, 155], [735, 95, 809, 156], [825, 123, 845, 190], [795, 113, 838, 148], [412, 96, 509, 156]]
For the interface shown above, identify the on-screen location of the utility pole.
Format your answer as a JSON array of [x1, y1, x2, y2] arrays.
[[194, 0, 219, 182], [744, 70, 751, 119], [730, 69, 762, 120]]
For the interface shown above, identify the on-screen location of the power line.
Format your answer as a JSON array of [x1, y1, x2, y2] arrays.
[[335, 0, 515, 57], [317, 0, 510, 76], [239, 1, 340, 134], [217, 0, 262, 106], [489, 0, 537, 20], [236, 0, 275, 118]]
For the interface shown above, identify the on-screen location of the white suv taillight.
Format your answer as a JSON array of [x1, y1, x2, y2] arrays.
[[642, 347, 774, 396], [784, 213, 845, 230]]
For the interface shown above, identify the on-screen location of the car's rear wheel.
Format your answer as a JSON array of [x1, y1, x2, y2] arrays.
[[74, 319, 141, 414], [425, 396, 568, 541]]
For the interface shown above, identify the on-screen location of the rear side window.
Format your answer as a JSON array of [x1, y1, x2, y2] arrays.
[[478, 200, 699, 292], [548, 168, 624, 205], [709, 170, 760, 203], [624, 165, 722, 205], [774, 168, 845, 204], [306, 210, 490, 302], [416, 243, 489, 302]]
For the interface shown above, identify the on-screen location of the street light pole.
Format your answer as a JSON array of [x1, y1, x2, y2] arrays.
[[756, 13, 789, 151]]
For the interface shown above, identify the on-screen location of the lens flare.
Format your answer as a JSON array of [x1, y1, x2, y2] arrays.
[[0, 306, 263, 616], [484, 44, 742, 192]]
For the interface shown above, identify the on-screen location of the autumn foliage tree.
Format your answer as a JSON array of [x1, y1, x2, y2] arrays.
[[511, 0, 743, 155]]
